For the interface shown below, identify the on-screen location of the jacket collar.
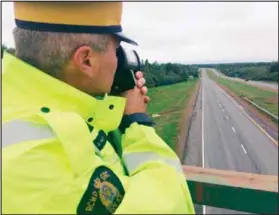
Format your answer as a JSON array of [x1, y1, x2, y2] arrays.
[[2, 52, 126, 131]]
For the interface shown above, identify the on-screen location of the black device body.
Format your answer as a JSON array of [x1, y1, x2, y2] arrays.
[[110, 46, 143, 95]]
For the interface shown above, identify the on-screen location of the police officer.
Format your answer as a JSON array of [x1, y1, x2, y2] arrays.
[[2, 2, 194, 214]]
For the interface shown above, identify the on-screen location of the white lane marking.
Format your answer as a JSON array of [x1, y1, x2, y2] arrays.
[[232, 127, 236, 133], [202, 78, 205, 168], [241, 144, 247, 154], [215, 84, 278, 146], [222, 109, 225, 112], [226, 116, 229, 120], [202, 70, 206, 215]]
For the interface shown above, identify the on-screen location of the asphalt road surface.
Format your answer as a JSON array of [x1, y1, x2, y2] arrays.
[[184, 69, 278, 214], [212, 69, 278, 92]]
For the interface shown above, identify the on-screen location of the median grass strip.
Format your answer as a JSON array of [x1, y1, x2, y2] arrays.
[[147, 79, 198, 150], [207, 70, 278, 118]]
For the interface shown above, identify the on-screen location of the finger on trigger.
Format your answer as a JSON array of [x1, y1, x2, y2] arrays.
[[138, 78, 146, 87], [136, 71, 143, 79], [136, 80, 142, 88]]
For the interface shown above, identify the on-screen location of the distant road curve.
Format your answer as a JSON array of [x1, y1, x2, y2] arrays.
[[212, 69, 278, 92]]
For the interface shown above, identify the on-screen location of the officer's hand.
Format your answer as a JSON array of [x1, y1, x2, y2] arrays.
[[121, 87, 147, 115], [135, 71, 150, 104]]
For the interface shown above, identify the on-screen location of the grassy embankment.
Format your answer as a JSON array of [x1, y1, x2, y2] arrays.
[[147, 79, 199, 150], [207, 70, 278, 118]]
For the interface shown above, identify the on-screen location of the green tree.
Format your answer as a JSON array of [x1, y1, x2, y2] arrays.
[[7, 47, 15, 55]]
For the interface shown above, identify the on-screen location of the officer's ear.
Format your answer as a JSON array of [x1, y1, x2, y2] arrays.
[[72, 46, 99, 78]]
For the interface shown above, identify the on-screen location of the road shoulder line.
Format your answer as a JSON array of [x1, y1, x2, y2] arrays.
[[215, 83, 278, 146]]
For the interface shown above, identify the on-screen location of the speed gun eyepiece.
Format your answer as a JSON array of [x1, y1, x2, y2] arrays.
[[110, 45, 143, 95]]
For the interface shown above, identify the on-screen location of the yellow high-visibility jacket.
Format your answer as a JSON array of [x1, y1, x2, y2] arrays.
[[2, 52, 194, 214]]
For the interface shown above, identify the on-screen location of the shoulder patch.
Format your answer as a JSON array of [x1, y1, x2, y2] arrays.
[[77, 166, 125, 214]]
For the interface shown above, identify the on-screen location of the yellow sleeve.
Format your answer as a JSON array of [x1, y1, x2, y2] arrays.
[[116, 122, 195, 214]]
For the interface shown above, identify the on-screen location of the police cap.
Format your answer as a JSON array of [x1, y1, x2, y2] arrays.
[[13, 2, 138, 45]]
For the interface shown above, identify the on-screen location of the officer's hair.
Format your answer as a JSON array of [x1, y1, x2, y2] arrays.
[[13, 27, 110, 76]]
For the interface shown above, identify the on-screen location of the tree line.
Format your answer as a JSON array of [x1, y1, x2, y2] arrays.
[[142, 60, 199, 88], [2, 44, 200, 88], [2, 44, 15, 56], [196, 62, 278, 82]]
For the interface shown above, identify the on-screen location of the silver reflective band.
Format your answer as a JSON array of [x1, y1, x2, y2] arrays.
[[2, 120, 56, 148], [123, 152, 183, 173]]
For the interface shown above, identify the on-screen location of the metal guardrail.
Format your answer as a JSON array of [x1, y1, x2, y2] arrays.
[[183, 165, 278, 214], [243, 97, 278, 122]]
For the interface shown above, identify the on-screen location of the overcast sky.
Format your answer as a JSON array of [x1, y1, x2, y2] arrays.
[[2, 2, 278, 64]]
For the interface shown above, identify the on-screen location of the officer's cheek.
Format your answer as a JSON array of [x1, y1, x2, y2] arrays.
[[98, 53, 117, 90], [107, 50, 118, 78]]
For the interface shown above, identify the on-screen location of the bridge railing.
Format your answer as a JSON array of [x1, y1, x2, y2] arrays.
[[183, 165, 278, 214]]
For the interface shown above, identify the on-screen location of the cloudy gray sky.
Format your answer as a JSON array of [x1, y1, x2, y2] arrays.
[[2, 2, 278, 64]]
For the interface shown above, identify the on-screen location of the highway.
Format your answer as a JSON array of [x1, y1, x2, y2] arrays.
[[184, 69, 278, 214]]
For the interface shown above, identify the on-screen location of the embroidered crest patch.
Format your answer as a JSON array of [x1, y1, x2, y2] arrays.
[[77, 166, 125, 214]]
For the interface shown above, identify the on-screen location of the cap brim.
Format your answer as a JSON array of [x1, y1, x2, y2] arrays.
[[114, 32, 138, 46]]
